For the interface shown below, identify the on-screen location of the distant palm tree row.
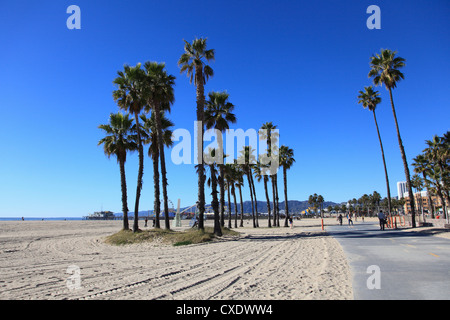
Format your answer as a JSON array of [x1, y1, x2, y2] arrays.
[[357, 49, 417, 227], [98, 37, 296, 233]]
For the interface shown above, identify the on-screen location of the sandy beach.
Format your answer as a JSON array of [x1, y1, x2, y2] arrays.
[[0, 218, 352, 300]]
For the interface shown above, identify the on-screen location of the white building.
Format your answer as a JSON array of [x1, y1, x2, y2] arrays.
[[397, 181, 407, 199]]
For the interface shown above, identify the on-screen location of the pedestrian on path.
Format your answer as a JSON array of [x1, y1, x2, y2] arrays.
[[348, 213, 353, 226], [378, 210, 386, 230], [337, 214, 343, 225]]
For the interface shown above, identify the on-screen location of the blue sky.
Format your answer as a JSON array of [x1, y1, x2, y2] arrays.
[[0, 0, 449, 217]]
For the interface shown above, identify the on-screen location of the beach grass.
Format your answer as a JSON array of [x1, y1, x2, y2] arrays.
[[105, 226, 240, 246]]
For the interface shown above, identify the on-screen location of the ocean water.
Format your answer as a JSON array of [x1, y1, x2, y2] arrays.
[[0, 217, 84, 221]]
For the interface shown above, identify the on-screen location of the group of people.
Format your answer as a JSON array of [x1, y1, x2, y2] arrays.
[[336, 210, 388, 231], [337, 213, 356, 226]]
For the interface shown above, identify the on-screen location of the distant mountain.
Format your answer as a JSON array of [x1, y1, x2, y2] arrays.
[[118, 200, 341, 217], [221, 200, 340, 214]]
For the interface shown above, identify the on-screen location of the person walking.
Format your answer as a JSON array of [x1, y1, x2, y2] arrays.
[[337, 214, 343, 226], [348, 212, 354, 226], [378, 210, 386, 230]]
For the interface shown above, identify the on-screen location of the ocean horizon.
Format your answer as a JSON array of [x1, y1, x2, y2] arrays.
[[0, 217, 84, 221]]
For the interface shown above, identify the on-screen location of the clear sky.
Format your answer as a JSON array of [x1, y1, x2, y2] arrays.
[[1, 0, 449, 217]]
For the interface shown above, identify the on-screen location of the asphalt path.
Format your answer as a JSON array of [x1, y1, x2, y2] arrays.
[[326, 220, 450, 300]]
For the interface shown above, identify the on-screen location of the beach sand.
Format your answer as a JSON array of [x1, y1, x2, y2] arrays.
[[0, 218, 353, 300]]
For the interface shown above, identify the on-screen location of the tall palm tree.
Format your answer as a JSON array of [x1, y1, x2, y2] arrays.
[[113, 64, 147, 232], [279, 146, 295, 226], [358, 86, 392, 219], [178, 37, 215, 231], [368, 49, 416, 227], [234, 162, 245, 227], [143, 62, 176, 230], [412, 154, 435, 218], [224, 164, 234, 229], [238, 146, 257, 228], [260, 122, 279, 227], [98, 113, 137, 231], [229, 164, 240, 228], [205, 90, 237, 227], [423, 134, 450, 220], [205, 148, 221, 236], [140, 111, 174, 229], [254, 160, 272, 227]]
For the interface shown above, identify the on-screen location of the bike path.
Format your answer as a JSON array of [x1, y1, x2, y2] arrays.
[[326, 221, 450, 300]]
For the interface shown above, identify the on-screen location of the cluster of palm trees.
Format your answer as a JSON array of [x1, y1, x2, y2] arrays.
[[326, 192, 405, 218], [98, 37, 296, 234], [307, 194, 326, 217], [98, 62, 176, 232], [357, 49, 417, 227], [412, 131, 450, 220]]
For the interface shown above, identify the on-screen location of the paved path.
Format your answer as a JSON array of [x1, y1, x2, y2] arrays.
[[326, 220, 450, 300]]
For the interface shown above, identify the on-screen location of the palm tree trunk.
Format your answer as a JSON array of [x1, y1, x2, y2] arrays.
[[159, 133, 170, 230], [264, 176, 272, 228], [250, 169, 259, 227], [219, 165, 225, 227], [152, 138, 161, 229], [134, 111, 144, 232], [388, 88, 416, 227], [195, 67, 206, 230], [238, 184, 244, 227], [227, 183, 232, 228], [372, 110, 392, 221], [210, 165, 221, 236], [283, 166, 289, 227], [154, 103, 170, 230], [275, 173, 280, 227], [271, 176, 277, 227], [119, 158, 129, 230], [247, 170, 256, 228], [232, 184, 238, 228]]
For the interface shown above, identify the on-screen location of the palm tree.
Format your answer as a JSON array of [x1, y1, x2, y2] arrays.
[[229, 164, 240, 228], [224, 164, 234, 228], [412, 154, 435, 218], [234, 162, 245, 227], [205, 148, 221, 236], [308, 194, 318, 217], [317, 195, 324, 218], [205, 90, 237, 227], [140, 111, 174, 229], [260, 122, 279, 227], [98, 113, 137, 231], [358, 86, 392, 219], [422, 133, 450, 220], [279, 145, 295, 227], [368, 49, 416, 227], [238, 146, 257, 228], [143, 62, 176, 230], [178, 38, 215, 231], [254, 160, 272, 228], [411, 174, 425, 221], [113, 64, 147, 232]]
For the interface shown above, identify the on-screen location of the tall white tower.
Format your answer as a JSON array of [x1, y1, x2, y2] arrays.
[[397, 181, 407, 199]]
